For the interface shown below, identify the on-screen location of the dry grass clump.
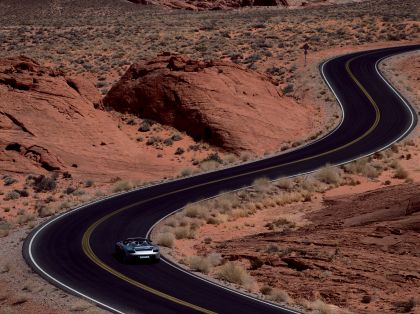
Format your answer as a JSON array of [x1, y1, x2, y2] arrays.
[[187, 255, 211, 274], [269, 288, 290, 303], [199, 160, 219, 172], [15, 212, 35, 225], [37, 206, 55, 218], [156, 232, 175, 248], [180, 168, 194, 177], [300, 299, 337, 314], [273, 191, 302, 206], [393, 164, 409, 179], [186, 253, 222, 274], [275, 177, 294, 190], [174, 226, 196, 239], [0, 221, 11, 238], [315, 166, 343, 185], [223, 154, 237, 165], [217, 262, 254, 287], [184, 203, 209, 219], [393, 297, 417, 313], [112, 180, 133, 193], [344, 157, 379, 178], [253, 177, 272, 192]]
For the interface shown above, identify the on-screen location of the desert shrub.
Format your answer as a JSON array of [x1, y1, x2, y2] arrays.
[[15, 189, 29, 197], [282, 84, 294, 95], [275, 178, 293, 190], [174, 226, 195, 239], [0, 221, 10, 237], [138, 120, 151, 132], [112, 180, 132, 193], [394, 166, 409, 179], [3, 176, 17, 186], [240, 151, 252, 162], [180, 168, 193, 177], [84, 179, 94, 187], [206, 216, 220, 224], [223, 154, 237, 164], [37, 206, 55, 218], [202, 153, 223, 164], [146, 136, 160, 146], [200, 160, 219, 171], [299, 177, 318, 192], [59, 201, 71, 210], [214, 193, 239, 213], [171, 133, 183, 141], [187, 255, 211, 274], [269, 288, 290, 303], [16, 212, 34, 225], [344, 158, 378, 178], [394, 297, 416, 313], [65, 186, 77, 194], [253, 177, 271, 192], [73, 189, 85, 196], [301, 299, 334, 314], [163, 138, 173, 146], [260, 285, 272, 295], [156, 232, 174, 248], [175, 147, 185, 155], [33, 175, 57, 192], [265, 217, 295, 230], [274, 192, 301, 206], [207, 252, 222, 266], [4, 191, 20, 201], [315, 166, 342, 185], [184, 203, 208, 219], [217, 262, 253, 286]]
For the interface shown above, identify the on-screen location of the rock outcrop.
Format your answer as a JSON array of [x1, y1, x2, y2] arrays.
[[0, 56, 180, 180], [104, 54, 319, 153]]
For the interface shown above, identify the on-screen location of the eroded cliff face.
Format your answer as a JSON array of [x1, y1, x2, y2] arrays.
[[104, 54, 319, 154]]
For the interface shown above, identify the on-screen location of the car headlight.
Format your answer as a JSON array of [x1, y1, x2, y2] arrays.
[[153, 248, 159, 252], [127, 249, 135, 253]]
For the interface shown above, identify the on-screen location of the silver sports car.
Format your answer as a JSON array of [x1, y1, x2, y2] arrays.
[[115, 237, 160, 263]]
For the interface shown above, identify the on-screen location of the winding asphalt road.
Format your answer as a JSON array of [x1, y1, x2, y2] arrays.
[[23, 45, 419, 314]]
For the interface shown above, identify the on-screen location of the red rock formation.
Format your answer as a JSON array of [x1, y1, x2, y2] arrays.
[[104, 54, 318, 153], [0, 56, 182, 181]]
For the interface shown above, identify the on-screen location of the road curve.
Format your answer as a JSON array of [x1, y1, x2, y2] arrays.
[[23, 45, 419, 314]]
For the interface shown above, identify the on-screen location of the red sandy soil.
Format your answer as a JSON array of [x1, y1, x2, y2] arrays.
[[104, 54, 322, 154]]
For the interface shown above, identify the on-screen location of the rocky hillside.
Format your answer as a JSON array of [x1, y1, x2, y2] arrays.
[[128, 0, 363, 10], [104, 54, 321, 153]]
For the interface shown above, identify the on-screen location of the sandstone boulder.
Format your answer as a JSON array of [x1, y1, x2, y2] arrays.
[[104, 54, 318, 153]]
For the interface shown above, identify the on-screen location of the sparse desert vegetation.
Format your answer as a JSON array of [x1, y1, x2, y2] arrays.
[[153, 137, 420, 313]]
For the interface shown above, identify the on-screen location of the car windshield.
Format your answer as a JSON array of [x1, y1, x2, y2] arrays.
[[124, 238, 151, 246]]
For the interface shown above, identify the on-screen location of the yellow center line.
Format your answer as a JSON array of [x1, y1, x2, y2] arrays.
[[82, 53, 380, 313]]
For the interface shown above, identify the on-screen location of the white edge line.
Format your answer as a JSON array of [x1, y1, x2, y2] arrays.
[[25, 47, 418, 314]]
